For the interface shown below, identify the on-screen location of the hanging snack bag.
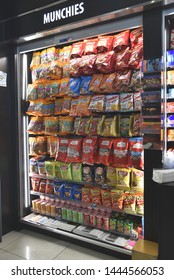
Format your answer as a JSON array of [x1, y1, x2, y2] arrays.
[[73, 185, 82, 200], [53, 181, 64, 197], [59, 162, 72, 180], [91, 187, 102, 205], [59, 45, 72, 64], [88, 116, 102, 136], [131, 168, 144, 192], [132, 113, 142, 136], [100, 73, 117, 93], [114, 69, 132, 92], [62, 61, 70, 78], [29, 136, 47, 155], [76, 95, 92, 116], [56, 138, 69, 162], [101, 116, 117, 137], [111, 190, 124, 210], [45, 161, 55, 178], [105, 94, 119, 112], [27, 116, 44, 134], [44, 116, 59, 135], [130, 27, 143, 49], [76, 117, 91, 135], [120, 93, 134, 112], [59, 78, 70, 96], [97, 138, 114, 166], [69, 58, 81, 77], [88, 74, 104, 93], [29, 157, 39, 174], [69, 98, 78, 116], [55, 161, 61, 179], [26, 100, 40, 116], [59, 116, 74, 135], [129, 70, 143, 92], [106, 166, 116, 186], [70, 41, 84, 58], [31, 177, 40, 192], [113, 138, 129, 168], [45, 179, 54, 194], [94, 165, 106, 184], [88, 95, 105, 112], [95, 51, 116, 73], [54, 98, 63, 115], [50, 80, 60, 97], [123, 192, 136, 213], [84, 38, 98, 55], [116, 168, 131, 190], [133, 92, 142, 111], [39, 179, 46, 193], [40, 100, 55, 116], [37, 161, 46, 176], [48, 60, 62, 80], [80, 54, 97, 75], [82, 165, 94, 182], [82, 187, 91, 203], [136, 192, 144, 215], [119, 115, 133, 137], [129, 42, 143, 69], [61, 97, 72, 114], [113, 29, 130, 52], [129, 137, 144, 169], [66, 138, 83, 163], [47, 136, 58, 158], [67, 78, 81, 96], [30, 51, 41, 69], [73, 117, 80, 134], [82, 136, 98, 165], [64, 184, 73, 199], [115, 47, 132, 70], [71, 163, 82, 182], [47, 47, 58, 62], [27, 84, 38, 101], [40, 49, 47, 64], [96, 36, 113, 53], [79, 76, 93, 95], [101, 189, 112, 208]]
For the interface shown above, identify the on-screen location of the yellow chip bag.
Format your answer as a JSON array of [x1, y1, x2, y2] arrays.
[[116, 168, 131, 190]]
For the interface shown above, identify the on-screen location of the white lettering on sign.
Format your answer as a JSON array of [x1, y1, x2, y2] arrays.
[[43, 2, 84, 24]]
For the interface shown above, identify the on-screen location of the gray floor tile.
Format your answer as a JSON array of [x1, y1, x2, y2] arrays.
[[0, 248, 25, 260], [54, 243, 119, 260], [0, 230, 25, 249]]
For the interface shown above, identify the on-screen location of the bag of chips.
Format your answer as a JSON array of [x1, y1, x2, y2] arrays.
[[59, 78, 70, 96], [88, 116, 102, 136], [91, 187, 102, 205], [76, 96, 92, 116], [116, 168, 131, 190], [27, 84, 38, 101], [113, 138, 129, 168], [45, 161, 55, 178], [56, 138, 69, 162], [80, 54, 97, 75], [67, 78, 81, 96], [29, 136, 47, 155], [59, 162, 72, 180], [101, 189, 112, 208], [105, 94, 119, 112], [44, 117, 59, 135], [31, 177, 40, 192], [96, 36, 113, 53], [82, 165, 94, 182], [100, 73, 117, 93], [47, 136, 58, 157], [88, 74, 104, 93], [120, 93, 134, 111], [76, 117, 91, 135], [119, 115, 133, 137], [123, 192, 136, 213], [70, 41, 85, 58], [94, 165, 106, 184], [95, 51, 116, 73], [113, 29, 130, 52], [69, 98, 78, 117], [97, 138, 114, 166], [82, 136, 98, 165], [110, 190, 124, 210], [131, 168, 144, 192], [88, 95, 105, 112], [45, 179, 54, 194], [59, 116, 74, 135], [66, 138, 83, 163], [82, 187, 91, 203], [79, 76, 93, 95], [55, 161, 61, 179], [27, 116, 44, 134], [84, 38, 98, 55], [69, 58, 81, 77], [115, 47, 131, 70], [129, 137, 144, 169], [71, 163, 82, 182]]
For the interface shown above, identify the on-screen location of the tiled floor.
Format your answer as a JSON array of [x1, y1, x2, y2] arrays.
[[0, 229, 120, 260]]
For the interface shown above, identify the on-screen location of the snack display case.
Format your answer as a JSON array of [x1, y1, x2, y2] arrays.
[[16, 16, 145, 259]]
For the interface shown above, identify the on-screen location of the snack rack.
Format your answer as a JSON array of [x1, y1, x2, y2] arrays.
[[16, 15, 144, 258]]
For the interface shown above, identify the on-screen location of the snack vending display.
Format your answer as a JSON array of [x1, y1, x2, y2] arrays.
[[17, 20, 144, 257]]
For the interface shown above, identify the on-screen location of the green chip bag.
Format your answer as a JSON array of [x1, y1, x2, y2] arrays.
[[71, 163, 82, 182], [45, 161, 55, 178], [60, 162, 72, 180]]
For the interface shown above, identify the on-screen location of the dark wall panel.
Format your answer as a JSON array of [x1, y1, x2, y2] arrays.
[[143, 7, 162, 59]]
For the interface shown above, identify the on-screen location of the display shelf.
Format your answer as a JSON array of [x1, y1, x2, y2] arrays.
[[30, 190, 144, 218], [29, 210, 139, 240], [20, 217, 132, 256]]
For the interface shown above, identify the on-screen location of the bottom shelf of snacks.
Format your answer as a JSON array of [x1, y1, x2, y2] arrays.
[[21, 212, 137, 256]]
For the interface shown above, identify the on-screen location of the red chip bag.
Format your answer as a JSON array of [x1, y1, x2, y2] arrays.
[[84, 39, 98, 55], [114, 69, 132, 92], [96, 36, 113, 53], [56, 138, 69, 162], [112, 138, 129, 168], [97, 138, 114, 166], [70, 41, 85, 58], [113, 29, 130, 52], [69, 58, 81, 77], [130, 27, 143, 49], [66, 138, 83, 162], [115, 47, 131, 70], [45, 179, 54, 194], [82, 136, 98, 165], [129, 42, 143, 69], [95, 51, 116, 73], [129, 137, 144, 169], [79, 54, 97, 75]]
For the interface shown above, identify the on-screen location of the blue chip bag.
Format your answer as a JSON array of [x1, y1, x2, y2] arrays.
[[72, 185, 82, 201], [64, 184, 73, 199], [80, 76, 93, 95], [68, 78, 81, 96], [53, 181, 64, 198]]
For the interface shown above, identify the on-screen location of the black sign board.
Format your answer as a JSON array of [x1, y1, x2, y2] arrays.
[[2, 0, 161, 42]]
